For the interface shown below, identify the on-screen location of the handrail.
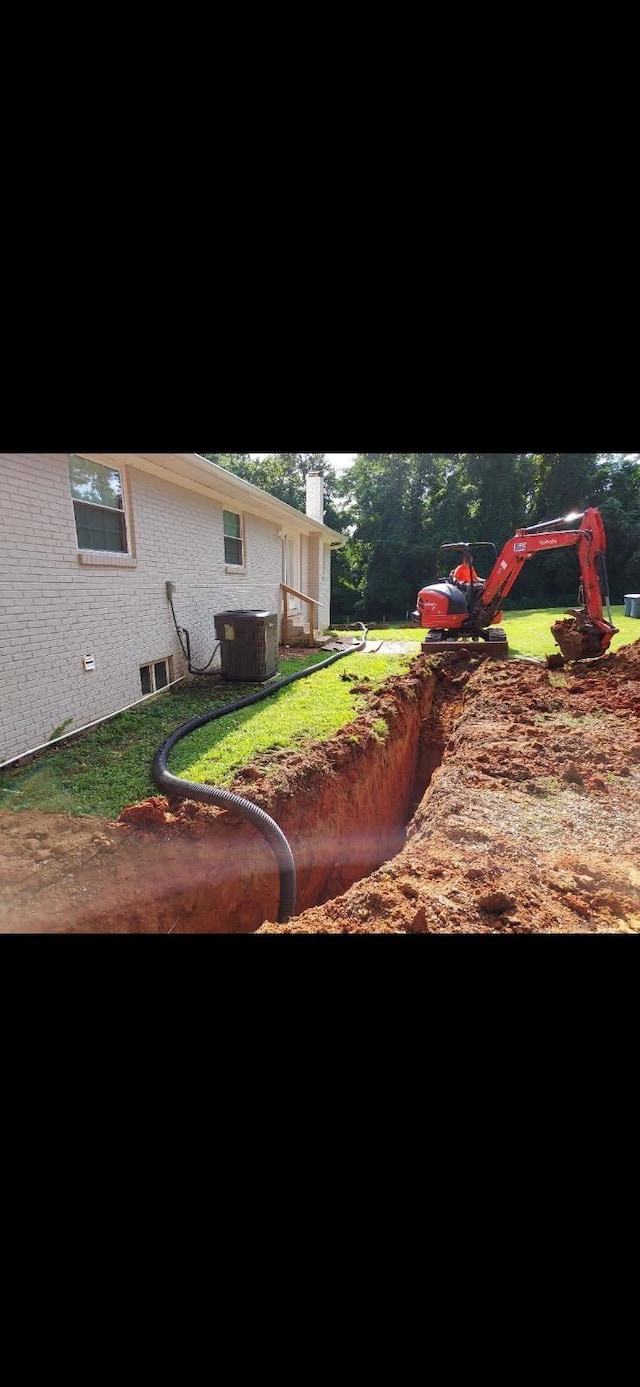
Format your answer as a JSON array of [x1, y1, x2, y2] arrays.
[[280, 583, 320, 607], [280, 583, 320, 648]]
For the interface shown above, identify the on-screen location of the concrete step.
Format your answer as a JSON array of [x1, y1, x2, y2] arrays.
[[286, 622, 322, 648]]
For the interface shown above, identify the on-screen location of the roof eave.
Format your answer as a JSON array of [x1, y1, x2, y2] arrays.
[[75, 452, 344, 543]]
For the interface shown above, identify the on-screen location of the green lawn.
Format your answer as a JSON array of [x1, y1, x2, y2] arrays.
[[503, 606, 637, 659], [0, 649, 414, 820]]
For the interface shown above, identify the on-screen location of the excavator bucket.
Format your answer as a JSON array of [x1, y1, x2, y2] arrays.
[[551, 611, 617, 663]]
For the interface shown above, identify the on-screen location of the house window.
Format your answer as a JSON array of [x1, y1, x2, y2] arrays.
[[223, 509, 244, 567], [140, 659, 170, 696], [69, 458, 128, 553]]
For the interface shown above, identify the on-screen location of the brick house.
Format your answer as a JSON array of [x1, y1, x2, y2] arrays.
[[0, 453, 343, 766]]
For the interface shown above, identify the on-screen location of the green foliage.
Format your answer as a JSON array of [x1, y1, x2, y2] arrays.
[[339, 453, 640, 617], [200, 453, 330, 513], [339, 454, 438, 616]]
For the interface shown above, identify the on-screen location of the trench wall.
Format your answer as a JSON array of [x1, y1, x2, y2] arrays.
[[272, 669, 437, 920]]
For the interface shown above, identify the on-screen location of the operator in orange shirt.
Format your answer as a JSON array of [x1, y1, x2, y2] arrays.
[[452, 556, 481, 583]]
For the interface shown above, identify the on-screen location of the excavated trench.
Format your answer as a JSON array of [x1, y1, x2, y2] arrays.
[[0, 657, 451, 933], [3, 638, 640, 933]]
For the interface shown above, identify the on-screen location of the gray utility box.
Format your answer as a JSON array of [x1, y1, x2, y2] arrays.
[[623, 594, 640, 618], [214, 610, 279, 681]]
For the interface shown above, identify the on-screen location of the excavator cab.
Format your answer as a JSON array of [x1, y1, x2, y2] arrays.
[[436, 541, 498, 586], [436, 542, 498, 612], [414, 538, 509, 656]]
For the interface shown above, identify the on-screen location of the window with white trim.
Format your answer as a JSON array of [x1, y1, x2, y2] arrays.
[[223, 509, 244, 567], [140, 659, 170, 696], [69, 457, 129, 553]]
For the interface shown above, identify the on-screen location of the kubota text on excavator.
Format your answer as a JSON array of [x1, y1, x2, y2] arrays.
[[413, 507, 618, 662]]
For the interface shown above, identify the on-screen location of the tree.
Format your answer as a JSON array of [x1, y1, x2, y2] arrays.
[[529, 453, 602, 518], [521, 453, 632, 605], [596, 457, 640, 599], [200, 453, 327, 512]]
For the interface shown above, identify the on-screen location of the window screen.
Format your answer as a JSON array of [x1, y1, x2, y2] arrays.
[[73, 503, 127, 552]]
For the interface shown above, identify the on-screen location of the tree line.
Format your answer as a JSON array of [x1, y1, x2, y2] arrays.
[[202, 453, 640, 619]]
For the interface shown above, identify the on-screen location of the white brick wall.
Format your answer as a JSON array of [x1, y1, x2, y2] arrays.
[[0, 454, 333, 763]]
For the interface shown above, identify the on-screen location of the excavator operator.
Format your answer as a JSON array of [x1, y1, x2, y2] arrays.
[[451, 556, 481, 583]]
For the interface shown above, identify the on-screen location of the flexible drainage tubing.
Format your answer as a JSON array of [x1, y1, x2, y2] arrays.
[[152, 626, 369, 923]]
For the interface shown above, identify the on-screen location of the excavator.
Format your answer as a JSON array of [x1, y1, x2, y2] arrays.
[[413, 506, 618, 662]]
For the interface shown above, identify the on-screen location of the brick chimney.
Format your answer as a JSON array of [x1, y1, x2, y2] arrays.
[[305, 471, 324, 523]]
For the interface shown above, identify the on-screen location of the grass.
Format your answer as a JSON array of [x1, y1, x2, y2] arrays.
[[169, 652, 410, 788], [334, 606, 639, 661], [502, 606, 637, 660], [0, 649, 414, 820]]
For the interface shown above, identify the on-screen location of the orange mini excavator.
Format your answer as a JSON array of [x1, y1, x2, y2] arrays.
[[413, 507, 618, 662]]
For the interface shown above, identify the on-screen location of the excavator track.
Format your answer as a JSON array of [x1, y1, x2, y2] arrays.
[[422, 631, 508, 659]]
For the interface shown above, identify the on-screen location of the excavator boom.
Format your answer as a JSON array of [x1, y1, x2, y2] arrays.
[[481, 506, 617, 661]]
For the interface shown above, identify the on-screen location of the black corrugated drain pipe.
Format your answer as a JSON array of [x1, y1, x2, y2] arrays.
[[152, 626, 368, 923]]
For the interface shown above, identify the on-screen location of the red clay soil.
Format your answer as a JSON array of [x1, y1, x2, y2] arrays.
[[2, 638, 640, 934]]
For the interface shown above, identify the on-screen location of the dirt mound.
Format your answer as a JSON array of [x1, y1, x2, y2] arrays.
[[2, 637, 640, 933], [258, 638, 640, 934], [609, 636, 640, 677]]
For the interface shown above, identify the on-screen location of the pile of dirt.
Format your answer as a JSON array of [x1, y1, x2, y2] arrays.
[[2, 637, 640, 933]]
